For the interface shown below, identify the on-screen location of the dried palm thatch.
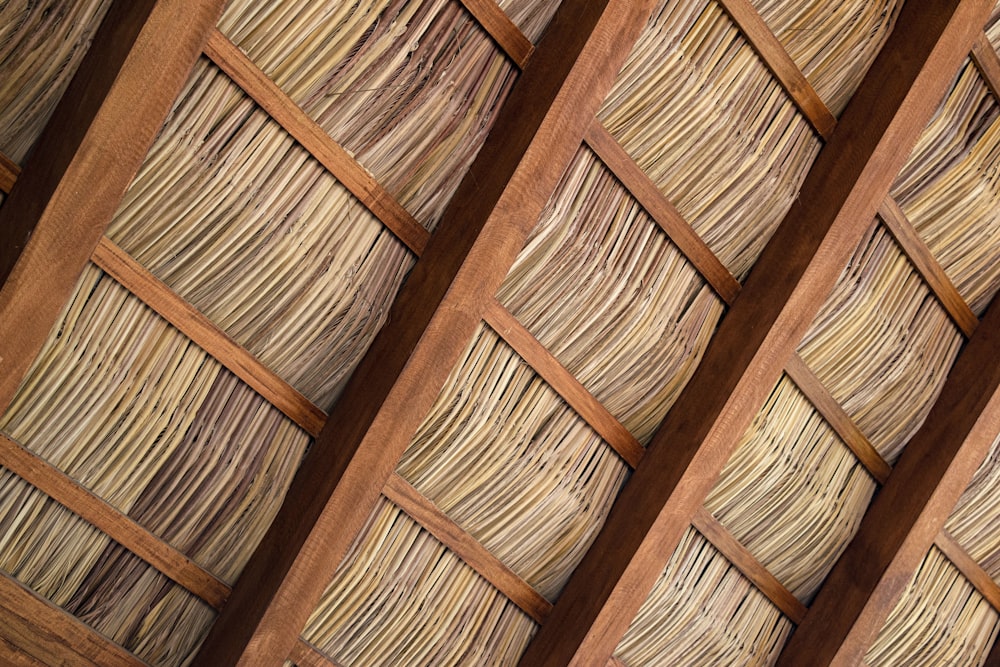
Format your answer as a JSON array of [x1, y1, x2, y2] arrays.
[[107, 60, 412, 410], [0, 0, 112, 163], [892, 60, 1000, 316], [218, 0, 517, 227], [614, 528, 793, 666], [865, 548, 1000, 666], [397, 325, 628, 600], [494, 0, 561, 42], [497, 147, 724, 445], [986, 1, 1000, 53], [706, 375, 877, 602], [750, 0, 901, 115], [597, 0, 820, 279], [946, 433, 1000, 581], [797, 223, 962, 463], [303, 498, 536, 666]]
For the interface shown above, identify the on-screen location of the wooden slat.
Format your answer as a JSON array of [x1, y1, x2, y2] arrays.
[[0, 152, 18, 194], [192, 1, 661, 664], [972, 32, 1000, 102], [92, 238, 326, 437], [290, 640, 340, 667], [458, 0, 534, 68], [880, 197, 978, 337], [785, 354, 892, 484], [583, 121, 741, 305], [203, 30, 429, 256], [518, 1, 993, 663], [0, 434, 230, 610], [383, 473, 553, 623], [0, 572, 143, 667], [717, 0, 837, 140], [0, 0, 228, 417], [691, 507, 808, 624], [778, 273, 1000, 665], [935, 531, 1000, 613], [483, 299, 645, 468]]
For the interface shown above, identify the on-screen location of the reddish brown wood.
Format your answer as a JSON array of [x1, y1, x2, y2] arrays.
[[0, 636, 47, 667], [519, 1, 993, 663], [0, 0, 228, 417], [583, 121, 741, 305], [290, 640, 341, 667], [193, 1, 660, 664], [607, 657, 628, 667], [458, 0, 534, 67], [203, 30, 429, 256], [0, 572, 143, 667], [778, 277, 1000, 666], [785, 354, 892, 484], [0, 434, 230, 609], [691, 507, 808, 624], [717, 0, 837, 140], [383, 473, 553, 623], [880, 197, 978, 337], [92, 238, 326, 437], [0, 152, 19, 194], [972, 32, 1000, 102], [935, 531, 1000, 612], [484, 299, 645, 468]]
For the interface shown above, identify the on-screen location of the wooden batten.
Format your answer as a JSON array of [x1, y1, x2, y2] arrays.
[[0, 152, 18, 194], [516, 0, 994, 663], [458, 0, 534, 67]]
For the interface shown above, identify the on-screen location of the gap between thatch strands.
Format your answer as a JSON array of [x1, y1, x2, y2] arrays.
[[935, 530, 1000, 613], [0, 152, 18, 194], [457, 0, 533, 67]]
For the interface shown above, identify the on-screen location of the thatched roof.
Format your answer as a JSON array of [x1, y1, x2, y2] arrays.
[[2, 0, 1000, 665]]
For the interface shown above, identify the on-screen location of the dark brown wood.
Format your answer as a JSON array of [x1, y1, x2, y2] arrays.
[[0, 152, 18, 194], [518, 1, 993, 663], [0, 0, 228, 416], [971, 32, 1000, 102], [383, 473, 552, 623], [880, 197, 978, 337], [484, 299, 645, 468], [193, 0, 660, 663], [778, 284, 1000, 666], [458, 0, 534, 68], [92, 238, 326, 437], [935, 531, 1000, 612], [987, 627, 1000, 667], [0, 434, 230, 609], [203, 30, 429, 256], [0, 636, 47, 667], [691, 507, 808, 624], [290, 640, 341, 667], [0, 572, 143, 667]]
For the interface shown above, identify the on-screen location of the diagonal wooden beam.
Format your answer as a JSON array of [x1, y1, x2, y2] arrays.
[[192, 1, 661, 663], [777, 288, 1000, 665], [0, 0, 228, 416], [517, 1, 994, 663], [0, 152, 18, 194]]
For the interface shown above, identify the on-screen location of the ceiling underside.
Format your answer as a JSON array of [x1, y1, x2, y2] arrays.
[[3, 0, 1000, 665]]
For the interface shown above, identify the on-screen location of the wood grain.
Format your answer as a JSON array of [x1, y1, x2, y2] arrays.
[[518, 1, 993, 663], [290, 640, 341, 667], [458, 0, 534, 67], [0, 636, 47, 667], [0, 152, 18, 194], [935, 530, 1000, 613], [972, 32, 1000, 102]]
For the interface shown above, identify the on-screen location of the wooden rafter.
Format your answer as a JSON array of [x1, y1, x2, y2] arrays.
[[0, 152, 18, 194], [192, 0, 662, 663], [517, 0, 994, 663]]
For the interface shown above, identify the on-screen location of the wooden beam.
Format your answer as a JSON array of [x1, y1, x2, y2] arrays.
[[0, 152, 18, 194], [458, 0, 534, 68], [971, 32, 1000, 102], [0, 636, 47, 667], [778, 282, 1000, 665], [290, 640, 341, 667], [192, 0, 660, 663], [518, 1, 993, 663], [935, 531, 1000, 613], [0, 0, 228, 416]]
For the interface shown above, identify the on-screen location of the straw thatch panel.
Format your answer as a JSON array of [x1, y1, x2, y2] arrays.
[[0, 265, 310, 583], [705, 375, 877, 602], [493, 0, 561, 42], [946, 433, 1000, 582], [613, 528, 793, 666], [497, 147, 724, 445], [218, 0, 517, 228], [750, 0, 901, 115], [985, 2, 1000, 54], [0, 0, 112, 164], [107, 60, 412, 410], [597, 0, 820, 279], [865, 548, 1000, 666], [797, 223, 963, 463], [302, 498, 536, 666], [891, 60, 1000, 316], [396, 324, 628, 600]]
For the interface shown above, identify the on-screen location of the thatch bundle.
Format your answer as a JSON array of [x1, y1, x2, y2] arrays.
[[597, 0, 820, 279], [946, 434, 1000, 581], [218, 0, 516, 227], [706, 375, 877, 602], [798, 223, 962, 463], [892, 60, 1000, 316], [108, 60, 412, 409], [397, 325, 628, 600], [614, 528, 793, 666], [0, 0, 111, 163], [303, 498, 536, 665], [865, 549, 999, 666], [497, 147, 724, 445]]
